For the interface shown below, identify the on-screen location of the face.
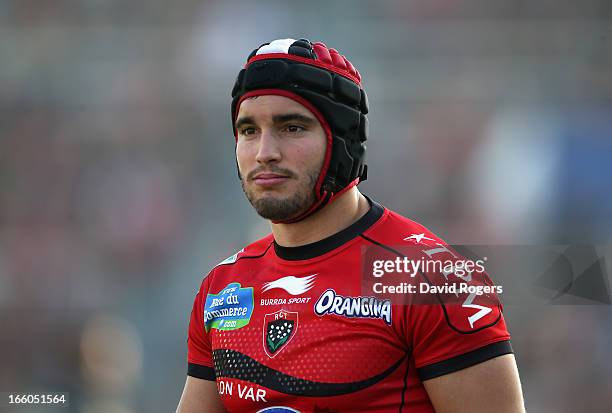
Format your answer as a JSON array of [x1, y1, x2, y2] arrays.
[[235, 95, 327, 221]]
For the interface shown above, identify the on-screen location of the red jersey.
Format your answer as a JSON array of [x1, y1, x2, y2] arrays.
[[187, 198, 512, 412]]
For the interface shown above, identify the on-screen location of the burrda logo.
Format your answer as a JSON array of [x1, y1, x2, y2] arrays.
[[262, 274, 316, 295]]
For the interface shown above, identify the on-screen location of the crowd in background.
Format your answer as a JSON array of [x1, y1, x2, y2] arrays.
[[1, 1, 611, 412]]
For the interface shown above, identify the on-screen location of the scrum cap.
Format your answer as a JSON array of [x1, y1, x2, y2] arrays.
[[231, 38, 369, 222]]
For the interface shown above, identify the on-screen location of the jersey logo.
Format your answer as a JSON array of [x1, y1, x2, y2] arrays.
[[314, 289, 392, 325], [262, 274, 316, 295], [204, 282, 254, 331], [421, 243, 498, 330], [263, 310, 298, 358], [462, 292, 493, 328], [403, 233, 436, 245]]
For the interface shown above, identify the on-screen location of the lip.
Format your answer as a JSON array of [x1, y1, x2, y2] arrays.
[[252, 173, 289, 187]]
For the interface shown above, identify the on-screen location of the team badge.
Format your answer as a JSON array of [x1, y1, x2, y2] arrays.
[[263, 310, 298, 358]]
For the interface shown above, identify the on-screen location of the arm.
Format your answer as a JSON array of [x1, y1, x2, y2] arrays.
[[180, 274, 224, 412], [423, 354, 525, 413], [176, 376, 226, 413]]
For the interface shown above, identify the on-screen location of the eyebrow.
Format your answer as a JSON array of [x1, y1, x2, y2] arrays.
[[235, 113, 317, 131], [235, 116, 255, 131], [272, 113, 317, 126]]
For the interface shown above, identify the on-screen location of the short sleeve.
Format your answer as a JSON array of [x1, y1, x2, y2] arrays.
[[410, 300, 512, 381], [187, 274, 216, 380], [408, 244, 513, 381]]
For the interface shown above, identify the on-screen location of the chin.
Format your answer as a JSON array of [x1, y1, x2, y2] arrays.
[[252, 191, 292, 206], [248, 189, 314, 222]]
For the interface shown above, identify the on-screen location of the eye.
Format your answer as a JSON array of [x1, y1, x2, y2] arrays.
[[285, 125, 305, 133], [239, 127, 257, 137]]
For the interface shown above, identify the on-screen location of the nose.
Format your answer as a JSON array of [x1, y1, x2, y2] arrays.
[[255, 129, 282, 165]]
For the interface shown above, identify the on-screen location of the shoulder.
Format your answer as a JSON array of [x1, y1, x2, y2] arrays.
[[363, 203, 449, 248], [213, 233, 275, 268], [199, 233, 275, 289]]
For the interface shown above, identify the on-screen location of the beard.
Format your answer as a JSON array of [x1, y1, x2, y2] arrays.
[[241, 167, 319, 221]]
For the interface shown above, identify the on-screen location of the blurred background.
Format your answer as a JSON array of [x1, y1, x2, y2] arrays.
[[1, 0, 611, 412]]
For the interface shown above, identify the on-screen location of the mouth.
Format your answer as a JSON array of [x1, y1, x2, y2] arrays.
[[252, 173, 290, 188]]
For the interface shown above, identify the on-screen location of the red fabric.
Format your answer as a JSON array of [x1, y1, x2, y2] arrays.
[[329, 177, 360, 202], [187, 276, 213, 368], [312, 42, 332, 64], [329, 48, 346, 69], [344, 56, 356, 76], [187, 205, 511, 412], [247, 52, 362, 86]]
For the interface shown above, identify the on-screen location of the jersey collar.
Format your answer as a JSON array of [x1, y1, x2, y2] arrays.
[[273, 196, 384, 261]]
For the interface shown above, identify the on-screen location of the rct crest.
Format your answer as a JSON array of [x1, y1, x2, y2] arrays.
[[263, 310, 298, 358]]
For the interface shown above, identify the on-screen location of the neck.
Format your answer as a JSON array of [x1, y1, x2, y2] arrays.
[[271, 187, 370, 247]]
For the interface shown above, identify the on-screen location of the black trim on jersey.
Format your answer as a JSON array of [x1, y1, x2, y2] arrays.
[[359, 234, 503, 335], [418, 340, 513, 381], [212, 348, 406, 396], [188, 363, 216, 381], [273, 196, 384, 261], [399, 350, 412, 412]]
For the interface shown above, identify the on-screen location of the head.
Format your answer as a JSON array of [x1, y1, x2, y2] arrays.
[[235, 94, 327, 221], [231, 38, 369, 223]]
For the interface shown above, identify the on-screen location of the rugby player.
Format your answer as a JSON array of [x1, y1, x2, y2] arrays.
[[176, 38, 525, 413]]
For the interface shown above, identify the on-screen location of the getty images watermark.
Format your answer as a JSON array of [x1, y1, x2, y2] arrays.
[[370, 254, 501, 296], [361, 244, 612, 306]]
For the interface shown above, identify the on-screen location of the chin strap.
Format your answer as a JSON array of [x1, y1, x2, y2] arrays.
[[271, 178, 360, 224]]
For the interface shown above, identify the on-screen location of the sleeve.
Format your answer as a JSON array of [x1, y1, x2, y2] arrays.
[[187, 273, 216, 381], [410, 301, 512, 381], [407, 243, 513, 381]]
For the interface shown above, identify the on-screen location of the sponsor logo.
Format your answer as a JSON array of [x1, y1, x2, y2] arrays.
[[263, 310, 298, 358], [461, 292, 493, 328], [422, 243, 492, 329], [314, 289, 392, 325], [262, 274, 316, 295], [257, 408, 301, 413], [218, 380, 267, 402], [403, 233, 436, 245], [260, 297, 312, 306], [204, 282, 254, 331]]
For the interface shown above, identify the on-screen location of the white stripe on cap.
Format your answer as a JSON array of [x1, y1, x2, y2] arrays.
[[256, 38, 296, 55]]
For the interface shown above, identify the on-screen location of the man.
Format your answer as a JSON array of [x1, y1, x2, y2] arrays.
[[176, 38, 525, 413]]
